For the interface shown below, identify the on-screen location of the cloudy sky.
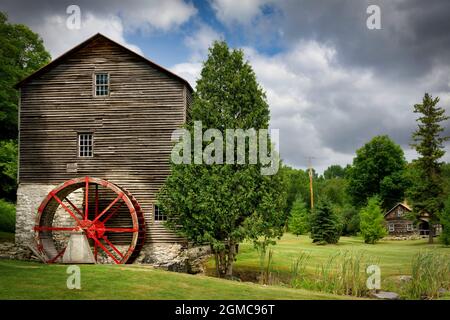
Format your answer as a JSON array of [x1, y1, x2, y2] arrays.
[[2, 0, 449, 172]]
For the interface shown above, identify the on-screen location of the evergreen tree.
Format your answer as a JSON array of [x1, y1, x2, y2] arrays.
[[158, 41, 287, 278], [440, 197, 450, 245], [310, 198, 341, 244], [289, 196, 309, 236], [359, 196, 387, 244], [409, 93, 449, 244]]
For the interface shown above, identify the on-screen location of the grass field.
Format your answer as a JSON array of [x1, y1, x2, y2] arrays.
[[0, 260, 349, 300], [0, 233, 449, 299], [220, 234, 449, 278], [205, 234, 450, 298]]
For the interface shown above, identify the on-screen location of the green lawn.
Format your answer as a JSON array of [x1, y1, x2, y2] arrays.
[[0, 259, 350, 300], [206, 234, 450, 293]]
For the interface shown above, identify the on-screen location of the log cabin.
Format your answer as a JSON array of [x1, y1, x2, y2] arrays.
[[14, 33, 194, 266], [384, 202, 441, 237]]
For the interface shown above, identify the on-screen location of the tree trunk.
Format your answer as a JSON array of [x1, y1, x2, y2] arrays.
[[225, 240, 236, 278]]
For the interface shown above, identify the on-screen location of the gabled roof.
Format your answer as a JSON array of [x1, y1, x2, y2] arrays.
[[15, 33, 193, 92], [384, 202, 412, 217]]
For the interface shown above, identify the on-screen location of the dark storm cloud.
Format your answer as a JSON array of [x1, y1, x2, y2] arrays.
[[276, 0, 450, 79]]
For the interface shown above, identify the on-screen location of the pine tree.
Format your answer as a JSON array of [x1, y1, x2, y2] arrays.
[[359, 196, 387, 244], [310, 198, 341, 244], [289, 196, 309, 236], [409, 93, 449, 244]]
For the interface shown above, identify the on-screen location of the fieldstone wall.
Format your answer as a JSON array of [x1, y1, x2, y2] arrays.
[[15, 183, 56, 247], [137, 244, 211, 274]]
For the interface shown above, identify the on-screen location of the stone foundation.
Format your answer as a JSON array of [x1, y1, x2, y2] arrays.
[[136, 243, 211, 274], [15, 183, 56, 247]]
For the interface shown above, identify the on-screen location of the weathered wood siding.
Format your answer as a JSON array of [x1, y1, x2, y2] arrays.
[[384, 205, 415, 235], [19, 36, 190, 243]]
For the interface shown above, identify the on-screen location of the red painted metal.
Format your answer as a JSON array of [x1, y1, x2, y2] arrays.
[[34, 177, 146, 264]]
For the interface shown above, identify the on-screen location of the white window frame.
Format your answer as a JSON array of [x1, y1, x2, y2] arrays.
[[154, 204, 167, 221], [407, 224, 413, 231], [78, 133, 93, 157], [94, 73, 110, 97], [388, 223, 395, 232]]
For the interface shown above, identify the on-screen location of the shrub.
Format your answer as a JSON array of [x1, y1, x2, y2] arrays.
[[0, 199, 15, 233], [359, 196, 387, 244], [288, 196, 309, 236]]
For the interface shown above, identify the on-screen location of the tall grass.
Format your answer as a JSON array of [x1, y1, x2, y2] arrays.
[[292, 250, 374, 297], [403, 251, 450, 299]]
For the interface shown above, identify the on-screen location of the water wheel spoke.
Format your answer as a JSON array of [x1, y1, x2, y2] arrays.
[[103, 227, 138, 233], [94, 184, 99, 218], [84, 176, 89, 220], [92, 193, 124, 223], [91, 236, 120, 264], [48, 246, 67, 264], [50, 192, 81, 225], [101, 201, 124, 224], [64, 197, 83, 218], [102, 236, 124, 259]]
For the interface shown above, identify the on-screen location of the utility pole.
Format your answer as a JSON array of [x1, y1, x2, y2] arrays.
[[307, 157, 314, 209]]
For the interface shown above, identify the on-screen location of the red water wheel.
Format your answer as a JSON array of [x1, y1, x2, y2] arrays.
[[34, 177, 146, 264]]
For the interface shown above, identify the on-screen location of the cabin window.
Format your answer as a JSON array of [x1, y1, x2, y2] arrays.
[[407, 224, 413, 231], [154, 204, 167, 221], [388, 223, 395, 232], [94, 73, 109, 96], [78, 133, 93, 157]]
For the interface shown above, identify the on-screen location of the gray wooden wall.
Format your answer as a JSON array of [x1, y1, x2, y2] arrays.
[[19, 36, 192, 243]]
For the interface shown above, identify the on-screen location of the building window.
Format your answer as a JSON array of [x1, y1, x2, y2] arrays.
[[78, 133, 93, 157], [154, 204, 167, 221], [407, 224, 413, 231], [95, 73, 109, 96], [388, 223, 395, 232]]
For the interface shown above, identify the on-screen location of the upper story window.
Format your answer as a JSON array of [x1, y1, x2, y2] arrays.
[[95, 73, 109, 96], [154, 204, 167, 221], [78, 133, 93, 157]]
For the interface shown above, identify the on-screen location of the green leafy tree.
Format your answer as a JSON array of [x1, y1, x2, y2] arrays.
[[409, 93, 449, 243], [347, 135, 408, 210], [158, 41, 287, 278], [310, 198, 341, 244], [338, 205, 360, 236], [440, 197, 450, 246], [288, 196, 309, 236], [359, 196, 387, 244], [0, 12, 51, 140], [323, 165, 346, 179], [0, 12, 50, 201], [0, 140, 17, 200]]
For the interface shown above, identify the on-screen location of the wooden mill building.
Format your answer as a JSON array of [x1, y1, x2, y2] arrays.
[[15, 34, 193, 264]]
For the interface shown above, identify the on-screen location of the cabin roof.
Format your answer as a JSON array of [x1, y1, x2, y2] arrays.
[[15, 33, 193, 92], [384, 202, 412, 217]]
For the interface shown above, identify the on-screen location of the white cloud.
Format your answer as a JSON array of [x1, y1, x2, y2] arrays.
[[118, 0, 197, 32], [185, 24, 223, 61], [34, 13, 143, 58], [211, 0, 273, 26], [170, 62, 202, 87]]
